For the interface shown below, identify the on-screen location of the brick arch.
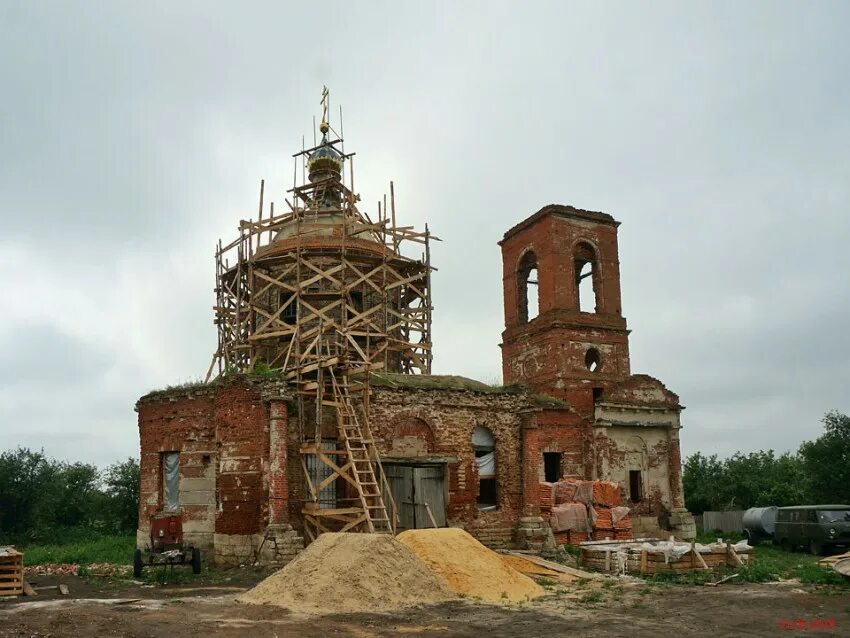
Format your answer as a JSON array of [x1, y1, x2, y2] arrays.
[[571, 238, 602, 312], [516, 248, 539, 324], [387, 411, 436, 457]]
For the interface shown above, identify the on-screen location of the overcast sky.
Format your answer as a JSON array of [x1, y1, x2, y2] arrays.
[[1, 1, 848, 467]]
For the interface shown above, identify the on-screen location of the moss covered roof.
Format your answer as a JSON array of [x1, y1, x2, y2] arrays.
[[366, 372, 509, 393]]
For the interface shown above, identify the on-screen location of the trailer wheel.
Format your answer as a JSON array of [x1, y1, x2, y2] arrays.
[[133, 549, 143, 578], [191, 547, 202, 574]]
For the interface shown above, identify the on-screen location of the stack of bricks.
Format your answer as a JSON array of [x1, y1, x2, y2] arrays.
[[591, 481, 618, 541], [567, 530, 589, 544], [614, 513, 634, 540], [546, 479, 633, 546], [590, 480, 633, 541]]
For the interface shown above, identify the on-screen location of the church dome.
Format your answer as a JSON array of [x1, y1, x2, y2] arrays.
[[307, 134, 343, 182]]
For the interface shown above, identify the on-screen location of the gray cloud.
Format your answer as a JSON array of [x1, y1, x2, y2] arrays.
[[1, 1, 849, 465]]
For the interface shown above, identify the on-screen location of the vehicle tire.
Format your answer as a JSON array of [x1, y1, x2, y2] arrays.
[[191, 547, 202, 574], [780, 537, 791, 553], [133, 549, 143, 578], [810, 539, 824, 556]]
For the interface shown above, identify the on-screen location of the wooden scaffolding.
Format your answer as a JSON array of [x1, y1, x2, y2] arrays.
[[207, 98, 435, 539]]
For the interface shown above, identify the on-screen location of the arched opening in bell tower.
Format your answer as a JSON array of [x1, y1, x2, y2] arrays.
[[517, 250, 539, 323], [573, 241, 600, 313]]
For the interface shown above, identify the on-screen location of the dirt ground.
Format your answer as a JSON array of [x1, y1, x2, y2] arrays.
[[2, 574, 848, 637]]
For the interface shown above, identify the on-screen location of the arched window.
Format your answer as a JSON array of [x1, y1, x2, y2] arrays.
[[517, 251, 539, 323], [573, 242, 599, 313], [472, 426, 497, 510]]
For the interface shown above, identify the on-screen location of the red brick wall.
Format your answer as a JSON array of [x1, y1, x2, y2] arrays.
[[213, 383, 270, 535], [500, 206, 632, 402], [136, 380, 273, 540], [137, 389, 217, 539], [367, 388, 530, 539]]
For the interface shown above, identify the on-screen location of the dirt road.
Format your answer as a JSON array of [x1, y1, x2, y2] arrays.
[[1, 578, 847, 636]]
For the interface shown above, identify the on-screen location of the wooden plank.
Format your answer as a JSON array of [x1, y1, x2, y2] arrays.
[[505, 551, 602, 580]]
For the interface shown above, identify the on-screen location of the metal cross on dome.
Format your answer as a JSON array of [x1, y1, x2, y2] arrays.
[[320, 85, 329, 132]]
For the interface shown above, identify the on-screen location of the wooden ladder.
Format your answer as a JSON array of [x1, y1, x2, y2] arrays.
[[329, 369, 393, 534]]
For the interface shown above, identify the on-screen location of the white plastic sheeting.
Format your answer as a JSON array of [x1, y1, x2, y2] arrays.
[[475, 452, 496, 477], [472, 426, 495, 450], [162, 452, 180, 511]]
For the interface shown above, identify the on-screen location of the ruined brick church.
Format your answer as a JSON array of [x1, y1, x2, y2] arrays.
[[136, 95, 695, 565]]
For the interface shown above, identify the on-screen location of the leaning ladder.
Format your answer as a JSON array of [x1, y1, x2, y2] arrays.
[[329, 369, 393, 533]]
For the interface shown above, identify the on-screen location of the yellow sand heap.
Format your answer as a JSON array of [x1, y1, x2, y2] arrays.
[[397, 528, 544, 603], [238, 532, 453, 614]]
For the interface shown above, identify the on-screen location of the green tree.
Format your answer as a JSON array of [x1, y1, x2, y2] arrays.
[[683, 449, 810, 513], [799, 411, 850, 504], [103, 458, 140, 533], [682, 452, 725, 513], [50, 462, 102, 528], [0, 448, 57, 540]]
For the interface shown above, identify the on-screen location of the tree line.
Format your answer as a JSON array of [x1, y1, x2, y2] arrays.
[[683, 411, 850, 514], [0, 448, 139, 544]]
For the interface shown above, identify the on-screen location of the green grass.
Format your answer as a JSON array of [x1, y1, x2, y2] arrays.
[[694, 530, 744, 544], [19, 531, 135, 566], [646, 541, 849, 588], [579, 590, 603, 605]]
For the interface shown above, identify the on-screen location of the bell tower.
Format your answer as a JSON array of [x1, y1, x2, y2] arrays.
[[499, 204, 632, 414]]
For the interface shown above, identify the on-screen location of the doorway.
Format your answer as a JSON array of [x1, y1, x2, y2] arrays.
[[383, 464, 447, 530]]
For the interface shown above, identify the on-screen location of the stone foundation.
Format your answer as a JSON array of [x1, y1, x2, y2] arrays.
[[254, 524, 305, 565], [214, 527, 304, 567], [513, 516, 554, 551]]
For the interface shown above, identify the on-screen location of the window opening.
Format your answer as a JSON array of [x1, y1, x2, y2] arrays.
[[543, 452, 562, 483], [592, 387, 603, 402], [629, 470, 642, 502], [573, 242, 599, 312], [305, 441, 338, 509], [526, 267, 538, 321], [279, 293, 297, 325], [472, 426, 497, 510], [350, 290, 364, 315], [517, 251, 539, 324], [585, 347, 601, 373], [161, 452, 180, 511]]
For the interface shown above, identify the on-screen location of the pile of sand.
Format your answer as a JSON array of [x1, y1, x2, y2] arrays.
[[238, 532, 453, 614], [397, 528, 543, 603]]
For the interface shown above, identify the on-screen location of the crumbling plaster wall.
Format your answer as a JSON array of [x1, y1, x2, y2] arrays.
[[593, 404, 682, 517]]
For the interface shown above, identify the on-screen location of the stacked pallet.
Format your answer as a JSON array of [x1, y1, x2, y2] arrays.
[[0, 547, 23, 598], [580, 539, 753, 575]]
